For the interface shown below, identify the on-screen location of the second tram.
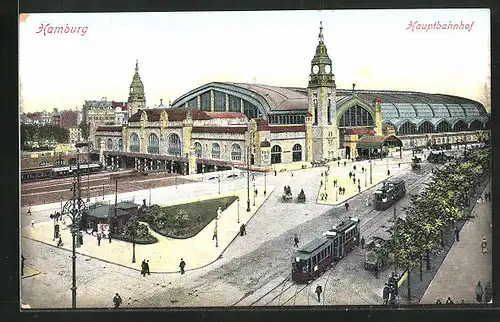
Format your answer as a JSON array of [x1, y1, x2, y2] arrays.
[[291, 217, 360, 284], [373, 180, 406, 211]]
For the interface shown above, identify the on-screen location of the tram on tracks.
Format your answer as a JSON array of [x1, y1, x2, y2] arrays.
[[373, 180, 406, 211], [291, 217, 360, 284], [21, 163, 102, 182]]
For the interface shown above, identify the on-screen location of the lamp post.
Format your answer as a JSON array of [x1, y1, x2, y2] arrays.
[[102, 183, 105, 200], [247, 145, 251, 212], [264, 172, 267, 196], [61, 146, 87, 309], [86, 140, 90, 202], [369, 149, 373, 185], [149, 185, 152, 206], [215, 207, 221, 248], [365, 169, 367, 188], [253, 183, 256, 206], [218, 175, 221, 194], [237, 197, 240, 223]]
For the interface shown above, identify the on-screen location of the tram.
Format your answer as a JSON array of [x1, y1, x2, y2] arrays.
[[291, 217, 360, 284], [21, 163, 102, 182], [373, 180, 406, 211]]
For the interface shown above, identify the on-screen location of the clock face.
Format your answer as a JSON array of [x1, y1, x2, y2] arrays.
[[325, 65, 331, 74], [312, 65, 319, 74]]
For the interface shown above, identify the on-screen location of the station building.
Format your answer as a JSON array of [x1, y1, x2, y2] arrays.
[[95, 23, 490, 175]]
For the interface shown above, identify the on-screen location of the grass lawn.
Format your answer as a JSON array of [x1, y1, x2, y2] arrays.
[[141, 195, 238, 239]]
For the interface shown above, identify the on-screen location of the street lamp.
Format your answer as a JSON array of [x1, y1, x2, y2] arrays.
[[264, 172, 267, 196], [61, 147, 87, 309], [218, 175, 221, 194], [237, 197, 240, 223], [215, 206, 221, 247], [369, 149, 373, 185], [365, 170, 367, 188]]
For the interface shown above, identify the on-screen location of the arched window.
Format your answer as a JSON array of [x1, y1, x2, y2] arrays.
[[96, 138, 102, 150], [398, 121, 417, 135], [436, 121, 451, 133], [107, 138, 113, 151], [292, 144, 302, 162], [231, 144, 242, 161], [129, 133, 140, 152], [271, 145, 282, 164], [469, 120, 483, 130], [194, 142, 202, 158], [327, 98, 332, 124], [147, 133, 159, 154], [167, 133, 181, 156], [338, 105, 374, 127], [418, 121, 435, 134], [314, 99, 318, 125], [118, 138, 123, 151], [211, 143, 221, 159], [453, 120, 467, 132]]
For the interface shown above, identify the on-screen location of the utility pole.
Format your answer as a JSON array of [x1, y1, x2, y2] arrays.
[[246, 144, 251, 212], [393, 205, 398, 277], [264, 172, 267, 196], [218, 175, 221, 194], [369, 149, 373, 185]]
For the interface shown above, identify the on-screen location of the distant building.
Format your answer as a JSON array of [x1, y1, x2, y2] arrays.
[[68, 127, 82, 143], [83, 98, 128, 145], [58, 110, 80, 129]]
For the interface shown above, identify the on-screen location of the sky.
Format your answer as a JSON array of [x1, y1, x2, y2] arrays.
[[19, 9, 491, 113]]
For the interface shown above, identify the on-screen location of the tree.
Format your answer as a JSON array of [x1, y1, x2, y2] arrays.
[[79, 121, 90, 141]]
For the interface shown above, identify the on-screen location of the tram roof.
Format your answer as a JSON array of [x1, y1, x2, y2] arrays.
[[356, 135, 402, 150], [298, 236, 330, 254]]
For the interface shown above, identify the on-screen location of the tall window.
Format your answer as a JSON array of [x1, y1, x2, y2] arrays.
[[327, 98, 332, 124], [107, 138, 113, 151], [436, 121, 451, 133], [292, 144, 302, 162], [418, 121, 435, 134], [147, 133, 160, 154], [398, 121, 417, 135], [338, 105, 374, 127], [314, 99, 318, 125], [211, 143, 221, 159], [229, 95, 241, 112], [168, 133, 181, 156], [271, 145, 282, 164], [231, 144, 242, 161], [96, 138, 102, 150], [194, 142, 202, 158], [118, 138, 123, 151], [469, 120, 483, 130], [129, 133, 140, 152], [214, 91, 226, 112]]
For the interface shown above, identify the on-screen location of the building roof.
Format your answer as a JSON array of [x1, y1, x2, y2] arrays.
[[269, 125, 305, 133], [192, 126, 247, 134], [96, 126, 123, 132], [87, 204, 129, 219], [128, 108, 247, 123], [298, 236, 329, 254], [116, 201, 140, 209]]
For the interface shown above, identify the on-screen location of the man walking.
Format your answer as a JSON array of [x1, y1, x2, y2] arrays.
[[475, 281, 483, 302], [481, 237, 487, 253], [145, 260, 151, 275], [345, 202, 349, 212], [315, 285, 323, 303], [358, 184, 361, 193], [294, 234, 299, 248], [113, 293, 122, 308], [108, 233, 112, 243], [360, 236, 365, 249], [141, 260, 147, 277], [454, 226, 460, 241], [97, 233, 101, 246], [179, 258, 186, 274]]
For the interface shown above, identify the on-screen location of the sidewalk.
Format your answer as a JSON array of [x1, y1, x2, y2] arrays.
[[22, 186, 275, 273], [419, 180, 492, 304]]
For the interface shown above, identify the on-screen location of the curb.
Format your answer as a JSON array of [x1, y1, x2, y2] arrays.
[[21, 189, 275, 275]]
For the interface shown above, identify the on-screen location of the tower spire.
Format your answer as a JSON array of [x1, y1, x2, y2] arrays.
[[135, 59, 139, 73], [319, 21, 324, 43]]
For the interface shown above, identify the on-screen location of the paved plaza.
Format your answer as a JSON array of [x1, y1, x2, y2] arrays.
[[20, 149, 488, 309]]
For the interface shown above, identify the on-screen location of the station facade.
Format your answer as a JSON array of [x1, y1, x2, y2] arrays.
[[95, 23, 490, 174]]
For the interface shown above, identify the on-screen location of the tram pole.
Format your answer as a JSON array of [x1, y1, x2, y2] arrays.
[[393, 205, 398, 277], [87, 141, 90, 202], [237, 197, 240, 223], [369, 149, 373, 185]]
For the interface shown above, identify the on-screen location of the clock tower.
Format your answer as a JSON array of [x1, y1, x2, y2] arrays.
[[128, 59, 147, 115], [307, 22, 338, 161]]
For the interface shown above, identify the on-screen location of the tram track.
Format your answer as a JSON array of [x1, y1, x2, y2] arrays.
[[237, 163, 439, 307]]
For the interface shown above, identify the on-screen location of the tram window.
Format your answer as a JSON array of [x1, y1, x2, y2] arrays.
[[312, 257, 317, 266]]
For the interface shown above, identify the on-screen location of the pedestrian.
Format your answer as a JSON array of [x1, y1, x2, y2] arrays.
[[241, 223, 247, 235], [179, 258, 186, 274], [79, 232, 84, 245], [291, 172, 294, 177], [31, 220, 34, 228], [321, 172, 324, 177], [252, 174, 255, 181], [477, 195, 483, 204], [353, 165, 356, 171], [320, 180, 323, 186], [475, 281, 483, 302], [57, 237, 63, 247], [21, 255, 25, 276], [353, 177, 356, 184], [294, 234, 299, 247], [344, 161, 346, 167], [27, 208, 31, 216], [358, 184, 361, 193], [146, 260, 150, 275], [108, 233, 112, 243], [374, 264, 379, 278], [113, 293, 122, 308], [360, 236, 365, 249], [345, 202, 349, 211], [446, 297, 454, 305], [333, 179, 337, 187], [481, 237, 487, 253], [324, 192, 328, 200], [348, 171, 352, 179], [274, 170, 277, 176], [398, 163, 400, 168], [97, 233, 101, 246], [484, 281, 492, 303], [320, 192, 324, 200], [254, 188, 258, 197], [213, 226, 218, 241], [387, 170, 390, 176], [454, 226, 460, 242], [358, 179, 360, 185], [365, 197, 371, 207], [435, 299, 442, 304], [342, 187, 345, 195], [337, 161, 340, 167], [315, 285, 323, 303], [141, 260, 147, 277], [382, 284, 390, 305]]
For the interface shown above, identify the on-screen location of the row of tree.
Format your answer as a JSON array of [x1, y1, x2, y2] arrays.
[[21, 124, 69, 148], [381, 146, 491, 299]]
